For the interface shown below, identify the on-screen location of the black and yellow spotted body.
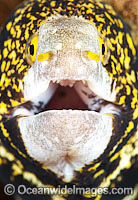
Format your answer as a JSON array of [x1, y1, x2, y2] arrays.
[[0, 0, 138, 199]]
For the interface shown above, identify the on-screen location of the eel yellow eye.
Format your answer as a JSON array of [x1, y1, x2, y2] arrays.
[[98, 36, 110, 65], [99, 36, 105, 63], [37, 51, 53, 62], [86, 51, 100, 61], [29, 36, 38, 63], [25, 33, 39, 65]]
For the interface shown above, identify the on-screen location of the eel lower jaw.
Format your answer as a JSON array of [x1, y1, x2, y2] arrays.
[[12, 79, 119, 182], [18, 110, 112, 182]]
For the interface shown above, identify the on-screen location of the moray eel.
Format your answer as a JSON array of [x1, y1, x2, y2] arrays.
[[0, 0, 138, 199]]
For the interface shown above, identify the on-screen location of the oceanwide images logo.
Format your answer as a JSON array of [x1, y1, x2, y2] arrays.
[[4, 184, 133, 197]]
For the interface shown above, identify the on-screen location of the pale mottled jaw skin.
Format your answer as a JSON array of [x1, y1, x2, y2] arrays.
[[12, 16, 121, 182]]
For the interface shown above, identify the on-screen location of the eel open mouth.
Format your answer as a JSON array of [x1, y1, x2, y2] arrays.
[[45, 80, 120, 114], [45, 81, 88, 111], [12, 79, 120, 116]]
